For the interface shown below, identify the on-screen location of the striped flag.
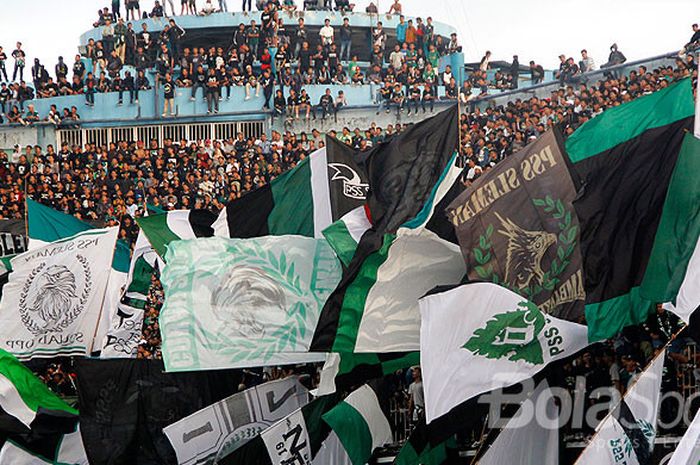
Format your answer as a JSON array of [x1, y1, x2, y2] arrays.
[[311, 107, 464, 354], [135, 209, 217, 258], [565, 79, 700, 340], [322, 383, 392, 465], [576, 351, 665, 465], [213, 143, 367, 240]]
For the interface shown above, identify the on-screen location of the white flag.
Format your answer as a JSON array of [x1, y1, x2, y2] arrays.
[[576, 351, 665, 465], [663, 235, 700, 323], [420, 282, 589, 423], [479, 381, 558, 465], [0, 228, 118, 360], [667, 408, 700, 465], [164, 377, 309, 465]]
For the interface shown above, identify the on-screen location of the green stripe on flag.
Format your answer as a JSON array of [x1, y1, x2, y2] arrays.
[[584, 287, 654, 341], [137, 214, 181, 257], [324, 219, 358, 267], [566, 79, 695, 163], [268, 157, 314, 236], [323, 401, 373, 465], [0, 350, 77, 416], [332, 234, 395, 353], [126, 256, 155, 296], [394, 441, 448, 465], [641, 133, 700, 301]]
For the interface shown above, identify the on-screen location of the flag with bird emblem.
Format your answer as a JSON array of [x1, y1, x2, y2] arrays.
[[447, 128, 584, 323]]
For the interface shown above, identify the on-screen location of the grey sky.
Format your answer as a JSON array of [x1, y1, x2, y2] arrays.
[[0, 0, 696, 73]]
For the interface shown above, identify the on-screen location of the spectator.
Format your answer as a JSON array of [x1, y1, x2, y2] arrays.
[[408, 367, 424, 422], [601, 43, 626, 78], [529, 60, 544, 84], [205, 68, 220, 113], [242, 0, 252, 12], [319, 19, 334, 48], [387, 0, 402, 15], [162, 73, 176, 117], [121, 70, 136, 104], [580, 49, 596, 73], [12, 42, 26, 82], [372, 22, 387, 53], [316, 88, 334, 120], [0, 46, 7, 82], [339, 17, 352, 62], [479, 50, 491, 71], [509, 55, 519, 89], [126, 0, 141, 20]]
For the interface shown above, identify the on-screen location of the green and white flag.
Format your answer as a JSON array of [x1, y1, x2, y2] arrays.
[[0, 348, 77, 432], [102, 211, 163, 358], [576, 351, 664, 465], [135, 209, 217, 258], [0, 424, 88, 465], [419, 282, 589, 423], [160, 236, 341, 371], [667, 408, 700, 465], [322, 383, 392, 465], [0, 228, 118, 360], [25, 199, 132, 353], [311, 156, 466, 354]]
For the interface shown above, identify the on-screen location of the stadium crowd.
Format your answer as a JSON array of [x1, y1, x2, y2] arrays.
[[0, 0, 469, 122], [0, 42, 697, 411]]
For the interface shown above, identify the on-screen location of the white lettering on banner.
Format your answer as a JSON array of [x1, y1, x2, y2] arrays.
[[261, 410, 312, 465]]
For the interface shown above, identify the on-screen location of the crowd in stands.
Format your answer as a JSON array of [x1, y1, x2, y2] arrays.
[[0, 0, 470, 124]]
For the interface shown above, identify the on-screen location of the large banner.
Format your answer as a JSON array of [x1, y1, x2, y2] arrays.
[[0, 228, 118, 360], [446, 129, 584, 321], [0, 219, 27, 259], [160, 236, 339, 371], [164, 377, 309, 465]]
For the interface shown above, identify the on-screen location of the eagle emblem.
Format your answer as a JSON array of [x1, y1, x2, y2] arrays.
[[28, 265, 78, 331], [328, 163, 368, 200], [495, 213, 556, 291], [19, 256, 91, 335]]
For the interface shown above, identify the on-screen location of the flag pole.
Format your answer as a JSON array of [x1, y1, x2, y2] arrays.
[[22, 172, 28, 239], [571, 324, 687, 464], [88, 224, 122, 354]]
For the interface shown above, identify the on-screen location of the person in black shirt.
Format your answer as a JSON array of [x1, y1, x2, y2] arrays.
[[339, 17, 352, 62], [273, 88, 285, 117], [316, 88, 334, 120], [421, 83, 434, 113], [55, 56, 68, 81], [12, 42, 25, 82], [205, 68, 219, 114], [72, 55, 86, 81], [406, 83, 421, 115], [191, 64, 207, 101], [298, 89, 311, 119], [162, 73, 175, 117], [0, 46, 7, 82], [121, 70, 135, 104], [260, 69, 274, 109], [0, 83, 10, 114]]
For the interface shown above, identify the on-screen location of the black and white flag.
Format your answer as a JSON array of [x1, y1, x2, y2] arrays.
[[164, 377, 309, 465]]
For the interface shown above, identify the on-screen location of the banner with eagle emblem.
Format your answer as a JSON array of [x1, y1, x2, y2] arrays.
[[0, 227, 118, 360], [419, 281, 588, 423], [447, 128, 584, 323]]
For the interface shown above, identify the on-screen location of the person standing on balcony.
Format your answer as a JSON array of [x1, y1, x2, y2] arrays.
[[206, 68, 220, 113], [242, 0, 252, 12], [125, 22, 137, 66], [319, 18, 334, 50], [509, 55, 519, 89], [387, 0, 401, 15], [529, 60, 544, 84], [0, 47, 7, 82], [396, 15, 407, 47], [339, 17, 352, 63], [103, 18, 115, 54], [11, 42, 25, 82], [112, 0, 121, 19], [114, 18, 128, 63], [162, 73, 176, 117], [372, 22, 386, 54]]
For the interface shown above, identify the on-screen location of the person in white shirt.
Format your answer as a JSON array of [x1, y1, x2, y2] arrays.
[[579, 49, 596, 73], [407, 366, 425, 422], [389, 44, 404, 70], [319, 19, 334, 48], [442, 65, 453, 86]]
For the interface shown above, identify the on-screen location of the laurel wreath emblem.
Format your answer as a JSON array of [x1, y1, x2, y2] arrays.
[[207, 242, 309, 363], [472, 195, 577, 300], [18, 254, 92, 336]]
